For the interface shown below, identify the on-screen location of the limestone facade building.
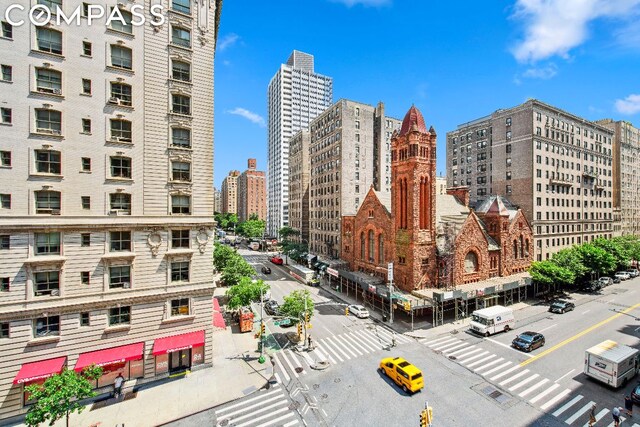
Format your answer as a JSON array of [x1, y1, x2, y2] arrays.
[[221, 170, 239, 214], [237, 159, 266, 222], [446, 99, 615, 261], [288, 130, 310, 243], [0, 1, 221, 420]]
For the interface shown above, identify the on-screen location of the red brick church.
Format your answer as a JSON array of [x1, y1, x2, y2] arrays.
[[341, 106, 533, 292]]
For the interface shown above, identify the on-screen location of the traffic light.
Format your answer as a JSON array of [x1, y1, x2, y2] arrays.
[[305, 311, 311, 323], [426, 407, 433, 425], [260, 322, 265, 335], [420, 410, 427, 427], [345, 306, 349, 316], [297, 323, 302, 336]]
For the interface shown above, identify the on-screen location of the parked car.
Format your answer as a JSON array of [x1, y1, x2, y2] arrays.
[[270, 256, 284, 265], [512, 332, 545, 352], [264, 300, 280, 316], [615, 272, 631, 281], [612, 276, 622, 284], [261, 266, 271, 274], [598, 277, 613, 286], [549, 300, 575, 314], [577, 280, 602, 293], [348, 304, 370, 319], [631, 383, 640, 405], [626, 270, 639, 278]]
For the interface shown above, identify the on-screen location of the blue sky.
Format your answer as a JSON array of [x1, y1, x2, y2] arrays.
[[213, 0, 640, 188]]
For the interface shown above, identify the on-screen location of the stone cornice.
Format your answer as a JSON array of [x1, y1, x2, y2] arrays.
[[0, 217, 215, 232]]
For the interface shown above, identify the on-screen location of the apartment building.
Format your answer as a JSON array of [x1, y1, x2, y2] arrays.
[[213, 186, 222, 213], [288, 130, 310, 243], [436, 175, 447, 195], [266, 51, 332, 236], [305, 100, 400, 259], [446, 99, 614, 261], [597, 119, 640, 236], [0, 1, 221, 420], [237, 159, 266, 222], [221, 170, 240, 214]]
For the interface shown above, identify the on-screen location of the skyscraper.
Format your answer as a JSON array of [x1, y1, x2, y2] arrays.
[[266, 51, 332, 236], [0, 1, 221, 420]]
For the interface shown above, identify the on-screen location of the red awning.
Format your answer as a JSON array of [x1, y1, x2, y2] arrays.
[[152, 330, 205, 356], [213, 298, 226, 329], [74, 342, 144, 372], [13, 357, 66, 385]]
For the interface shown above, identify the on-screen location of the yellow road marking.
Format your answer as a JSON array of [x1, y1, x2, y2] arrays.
[[520, 302, 640, 367]]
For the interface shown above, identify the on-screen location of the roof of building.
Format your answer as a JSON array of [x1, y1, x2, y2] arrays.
[[399, 105, 428, 136], [475, 195, 519, 220], [374, 190, 392, 213]]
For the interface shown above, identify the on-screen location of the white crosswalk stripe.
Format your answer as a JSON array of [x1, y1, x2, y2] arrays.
[[529, 383, 560, 404], [273, 352, 291, 382], [424, 335, 456, 346], [431, 340, 464, 351], [428, 337, 457, 348], [347, 332, 377, 352], [353, 329, 384, 349], [583, 408, 609, 427], [344, 332, 372, 354], [518, 378, 548, 398], [447, 345, 477, 357], [498, 369, 530, 386], [278, 350, 301, 378], [458, 351, 490, 365], [317, 340, 343, 363], [508, 373, 539, 392], [286, 349, 307, 375], [313, 346, 335, 365], [563, 401, 594, 424], [489, 364, 520, 381], [324, 336, 352, 360], [441, 342, 469, 354], [331, 335, 360, 358], [464, 354, 496, 368], [473, 357, 504, 373], [546, 392, 580, 413], [604, 416, 626, 427], [215, 386, 300, 427]]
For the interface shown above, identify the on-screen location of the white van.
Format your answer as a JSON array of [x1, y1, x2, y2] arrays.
[[469, 305, 515, 336]]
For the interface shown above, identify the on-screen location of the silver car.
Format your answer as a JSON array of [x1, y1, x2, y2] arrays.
[[348, 304, 370, 319]]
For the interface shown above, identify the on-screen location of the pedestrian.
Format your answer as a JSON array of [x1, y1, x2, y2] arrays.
[[612, 406, 621, 426], [113, 373, 124, 398], [307, 334, 313, 349], [625, 395, 634, 417], [391, 332, 397, 348], [588, 403, 596, 427]]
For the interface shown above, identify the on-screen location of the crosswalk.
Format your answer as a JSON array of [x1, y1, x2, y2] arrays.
[[214, 383, 301, 427], [422, 335, 640, 426], [271, 325, 413, 383]]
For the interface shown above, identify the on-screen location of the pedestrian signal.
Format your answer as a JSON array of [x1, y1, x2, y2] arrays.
[[305, 311, 311, 323], [297, 323, 302, 336], [345, 307, 349, 316], [260, 323, 265, 335]]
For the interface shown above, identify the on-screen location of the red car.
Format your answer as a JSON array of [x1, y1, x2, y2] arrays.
[[270, 256, 284, 265]]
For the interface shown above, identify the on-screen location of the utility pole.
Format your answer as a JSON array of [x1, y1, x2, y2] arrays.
[[260, 287, 264, 359], [388, 262, 394, 324]]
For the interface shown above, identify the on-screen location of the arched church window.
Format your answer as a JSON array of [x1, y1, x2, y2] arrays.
[[464, 252, 478, 273]]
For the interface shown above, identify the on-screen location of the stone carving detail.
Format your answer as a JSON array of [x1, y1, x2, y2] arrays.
[[196, 228, 210, 254], [147, 231, 163, 256]]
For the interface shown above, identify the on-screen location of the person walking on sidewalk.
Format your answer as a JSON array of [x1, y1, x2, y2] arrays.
[[113, 373, 124, 398], [588, 403, 596, 427], [612, 406, 622, 426], [625, 395, 634, 417], [307, 334, 313, 350]]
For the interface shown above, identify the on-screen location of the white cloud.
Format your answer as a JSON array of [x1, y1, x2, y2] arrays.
[[218, 33, 239, 51], [511, 0, 640, 62], [615, 94, 640, 114], [227, 108, 266, 127], [521, 63, 558, 79], [331, 0, 390, 7]]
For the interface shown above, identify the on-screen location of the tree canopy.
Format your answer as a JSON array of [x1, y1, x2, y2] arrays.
[[215, 213, 238, 231], [529, 261, 575, 288], [226, 277, 270, 309], [25, 366, 103, 427], [577, 243, 616, 276], [279, 289, 314, 322], [213, 243, 236, 272], [220, 255, 256, 287], [237, 217, 266, 239]]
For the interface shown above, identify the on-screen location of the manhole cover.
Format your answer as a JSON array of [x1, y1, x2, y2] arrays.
[[481, 385, 511, 405], [313, 384, 320, 389], [448, 356, 457, 360], [334, 378, 341, 383], [289, 400, 301, 410], [488, 390, 502, 399], [321, 393, 328, 399], [295, 367, 304, 373], [219, 419, 229, 426]]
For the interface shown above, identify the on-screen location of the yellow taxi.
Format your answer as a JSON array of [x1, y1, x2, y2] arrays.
[[379, 357, 424, 393]]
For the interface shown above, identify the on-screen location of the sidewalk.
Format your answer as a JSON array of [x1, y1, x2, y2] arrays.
[[10, 296, 269, 427]]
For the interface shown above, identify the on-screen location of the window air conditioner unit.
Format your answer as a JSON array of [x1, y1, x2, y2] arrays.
[[108, 97, 121, 105], [37, 208, 53, 214], [52, 88, 62, 95], [122, 282, 130, 289], [37, 128, 54, 134], [51, 209, 61, 215], [51, 289, 60, 296]]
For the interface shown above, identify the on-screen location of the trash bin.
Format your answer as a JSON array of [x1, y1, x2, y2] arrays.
[[382, 314, 388, 322]]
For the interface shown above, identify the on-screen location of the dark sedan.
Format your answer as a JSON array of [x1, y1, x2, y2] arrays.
[[631, 383, 640, 405], [261, 266, 271, 274], [549, 300, 575, 314], [264, 300, 279, 316], [512, 332, 545, 352]]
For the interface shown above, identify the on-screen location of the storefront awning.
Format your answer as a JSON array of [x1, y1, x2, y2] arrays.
[[13, 357, 66, 384], [152, 330, 205, 356], [75, 342, 144, 372]]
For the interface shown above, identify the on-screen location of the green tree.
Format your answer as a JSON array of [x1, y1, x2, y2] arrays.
[[577, 243, 616, 276], [25, 366, 103, 427], [278, 226, 300, 243], [529, 261, 575, 288], [551, 248, 588, 280], [215, 213, 239, 231], [616, 236, 640, 264], [237, 217, 266, 239], [213, 242, 236, 272], [279, 289, 314, 322], [226, 277, 270, 309], [220, 255, 255, 287], [593, 238, 629, 271]]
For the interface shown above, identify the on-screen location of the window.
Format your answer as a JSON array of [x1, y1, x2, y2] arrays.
[[110, 119, 132, 142], [35, 150, 61, 174], [82, 41, 92, 56], [0, 194, 10, 209], [171, 298, 190, 316], [38, 0, 62, 10], [35, 232, 61, 255], [1, 65, 12, 82], [506, 144, 512, 154], [171, 195, 190, 214], [172, 0, 191, 14], [171, 26, 191, 47], [171, 261, 189, 282], [35, 109, 62, 134], [34, 315, 60, 337], [111, 45, 132, 70], [110, 8, 132, 34], [0, 151, 10, 167], [110, 156, 132, 178], [81, 233, 90, 247], [355, 120, 360, 130], [172, 128, 191, 147], [1, 277, 8, 292], [0, 235, 9, 249], [464, 252, 478, 273], [172, 60, 191, 82], [506, 185, 512, 194], [80, 312, 90, 326], [110, 231, 131, 251], [506, 117, 512, 126], [506, 171, 512, 180], [171, 229, 190, 248], [78, 271, 90, 285], [109, 306, 131, 325], [82, 118, 91, 133], [110, 193, 131, 213], [81, 196, 90, 210], [0, 108, 10, 124], [0, 322, 8, 338], [34, 271, 60, 296], [506, 157, 512, 167], [1, 21, 13, 39], [109, 266, 131, 289], [172, 94, 191, 115], [506, 131, 512, 140], [81, 78, 91, 95], [35, 191, 61, 214], [171, 162, 191, 181], [36, 68, 62, 94], [36, 28, 63, 55], [110, 82, 132, 106]]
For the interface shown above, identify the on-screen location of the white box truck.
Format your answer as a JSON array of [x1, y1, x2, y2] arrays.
[[584, 340, 640, 388], [469, 305, 515, 336]]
